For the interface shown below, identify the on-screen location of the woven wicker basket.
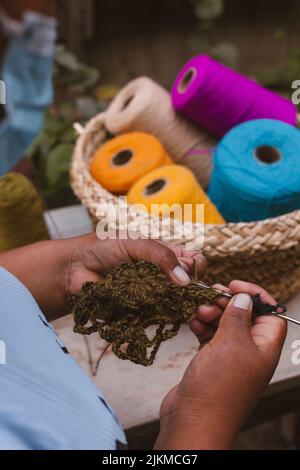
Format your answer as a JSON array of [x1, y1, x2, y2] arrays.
[[71, 112, 300, 301]]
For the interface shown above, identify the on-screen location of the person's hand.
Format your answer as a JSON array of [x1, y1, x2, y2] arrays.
[[156, 281, 287, 450], [0, 234, 206, 321], [66, 236, 207, 295]]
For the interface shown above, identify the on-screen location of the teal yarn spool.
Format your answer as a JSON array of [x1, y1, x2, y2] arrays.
[[208, 119, 300, 222]]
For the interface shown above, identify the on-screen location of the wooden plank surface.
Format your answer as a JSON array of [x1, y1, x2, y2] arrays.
[[46, 205, 300, 430], [44, 205, 93, 239]]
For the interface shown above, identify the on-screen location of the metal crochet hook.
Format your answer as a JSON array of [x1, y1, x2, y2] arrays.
[[195, 281, 300, 327]]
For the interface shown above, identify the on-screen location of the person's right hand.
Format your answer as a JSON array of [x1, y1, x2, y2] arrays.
[[156, 281, 287, 450]]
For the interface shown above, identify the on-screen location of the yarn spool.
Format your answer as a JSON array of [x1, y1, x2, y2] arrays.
[[208, 119, 300, 223], [128, 164, 224, 224], [90, 132, 172, 194], [172, 55, 297, 138], [0, 172, 49, 252], [105, 77, 215, 189], [71, 112, 300, 302]]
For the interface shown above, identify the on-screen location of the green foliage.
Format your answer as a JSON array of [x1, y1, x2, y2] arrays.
[[45, 143, 74, 190], [189, 0, 238, 68], [28, 112, 77, 203], [28, 45, 103, 206], [54, 45, 100, 91], [211, 41, 238, 69], [257, 46, 300, 94], [191, 0, 224, 21]]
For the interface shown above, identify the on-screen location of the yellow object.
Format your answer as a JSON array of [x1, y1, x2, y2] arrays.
[[0, 172, 49, 252], [127, 165, 225, 224], [90, 132, 172, 194], [95, 84, 120, 102]]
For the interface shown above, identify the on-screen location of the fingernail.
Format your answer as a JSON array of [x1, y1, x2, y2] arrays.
[[173, 266, 191, 285], [233, 293, 252, 311]]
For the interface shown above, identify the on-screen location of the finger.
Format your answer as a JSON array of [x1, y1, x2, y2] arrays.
[[189, 319, 217, 342], [196, 304, 223, 324], [211, 284, 231, 309], [195, 284, 230, 323], [216, 293, 253, 340], [159, 241, 207, 278], [69, 268, 104, 294], [189, 318, 211, 336], [119, 239, 191, 285], [178, 255, 207, 278]]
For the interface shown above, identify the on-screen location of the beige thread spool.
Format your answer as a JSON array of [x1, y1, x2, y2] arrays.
[[105, 77, 216, 189]]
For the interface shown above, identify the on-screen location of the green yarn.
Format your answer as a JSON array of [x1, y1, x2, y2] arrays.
[[70, 261, 222, 366], [0, 172, 49, 252]]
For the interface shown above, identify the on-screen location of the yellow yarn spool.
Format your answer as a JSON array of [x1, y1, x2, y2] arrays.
[[0, 172, 49, 252], [90, 132, 172, 194], [127, 165, 225, 224]]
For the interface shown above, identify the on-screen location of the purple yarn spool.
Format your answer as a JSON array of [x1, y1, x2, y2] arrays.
[[171, 55, 297, 138]]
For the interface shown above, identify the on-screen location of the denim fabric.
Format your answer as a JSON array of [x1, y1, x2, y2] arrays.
[[0, 12, 56, 174]]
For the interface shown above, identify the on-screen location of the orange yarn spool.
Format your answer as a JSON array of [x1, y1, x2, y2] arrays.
[[90, 132, 172, 194]]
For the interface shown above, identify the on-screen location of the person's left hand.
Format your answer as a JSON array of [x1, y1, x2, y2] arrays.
[[67, 235, 206, 295], [0, 234, 207, 321]]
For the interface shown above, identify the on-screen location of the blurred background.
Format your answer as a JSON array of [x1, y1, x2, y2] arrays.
[[61, 0, 300, 89], [1, 0, 300, 209]]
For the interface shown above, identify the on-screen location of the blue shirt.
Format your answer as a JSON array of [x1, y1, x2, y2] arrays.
[[0, 268, 127, 450]]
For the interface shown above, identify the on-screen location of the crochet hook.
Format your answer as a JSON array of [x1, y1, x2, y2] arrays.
[[195, 281, 300, 327]]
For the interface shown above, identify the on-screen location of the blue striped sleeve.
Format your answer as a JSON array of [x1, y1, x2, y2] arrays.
[[0, 267, 126, 450]]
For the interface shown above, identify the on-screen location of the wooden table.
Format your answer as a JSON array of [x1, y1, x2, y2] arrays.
[[46, 205, 300, 448]]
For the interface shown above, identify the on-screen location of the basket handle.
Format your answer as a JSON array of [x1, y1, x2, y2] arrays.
[[73, 122, 85, 136]]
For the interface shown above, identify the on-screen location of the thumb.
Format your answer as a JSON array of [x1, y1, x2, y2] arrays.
[[216, 293, 253, 340]]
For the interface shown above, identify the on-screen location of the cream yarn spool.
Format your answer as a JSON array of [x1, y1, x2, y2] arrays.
[[105, 77, 215, 189]]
